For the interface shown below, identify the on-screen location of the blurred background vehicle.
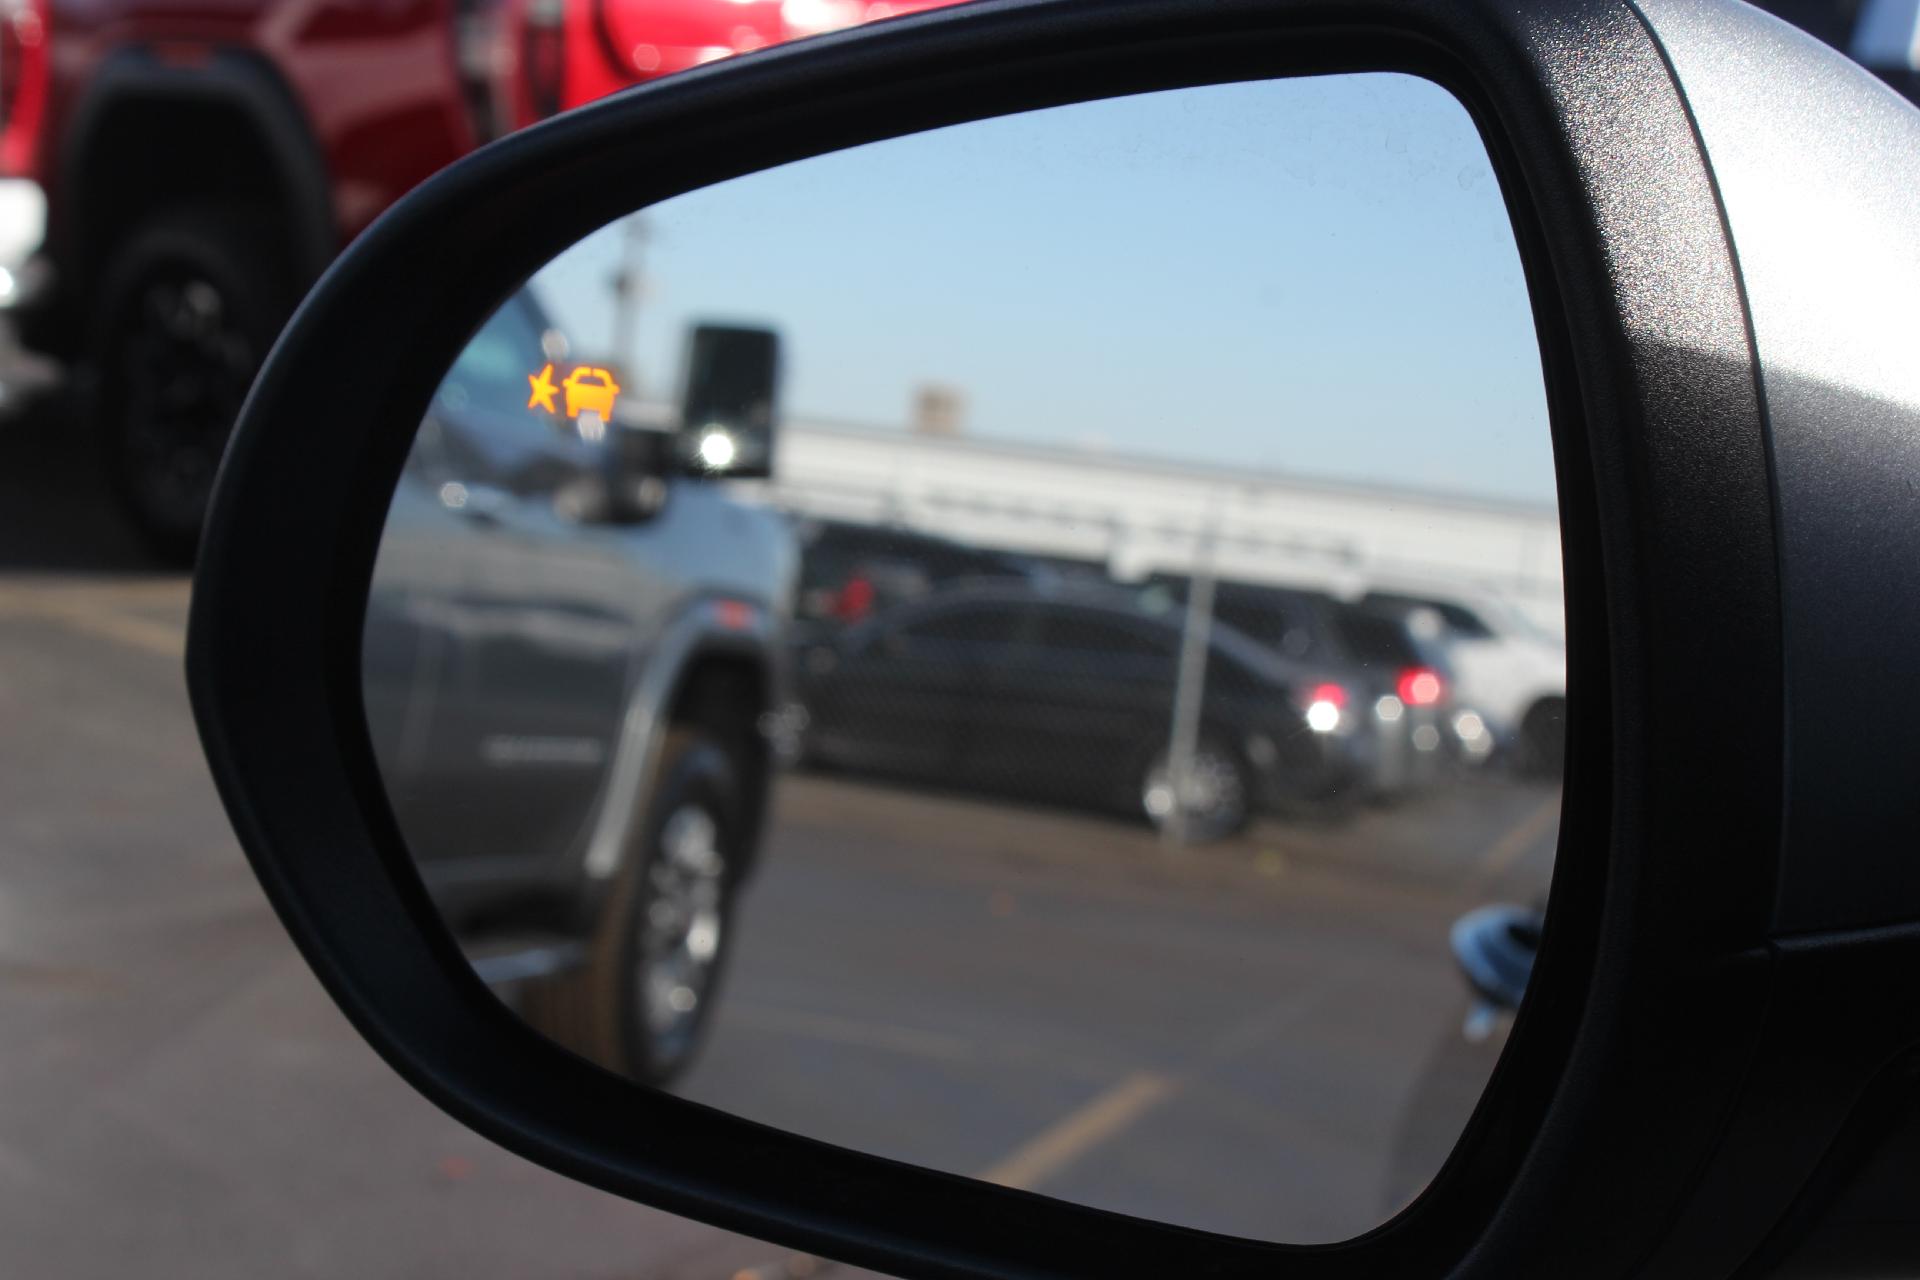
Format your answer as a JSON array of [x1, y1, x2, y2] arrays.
[[793, 582, 1372, 838], [1145, 577, 1458, 802], [790, 515, 1052, 635], [364, 284, 797, 1086], [1363, 584, 1565, 776], [522, 0, 961, 126], [1327, 602, 1462, 785]]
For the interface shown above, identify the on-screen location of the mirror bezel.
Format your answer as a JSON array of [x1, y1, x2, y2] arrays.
[[186, 1, 1786, 1275]]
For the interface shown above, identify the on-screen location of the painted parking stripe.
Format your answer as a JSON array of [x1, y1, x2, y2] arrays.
[[977, 1070, 1177, 1192], [0, 596, 185, 659], [1474, 793, 1561, 883]]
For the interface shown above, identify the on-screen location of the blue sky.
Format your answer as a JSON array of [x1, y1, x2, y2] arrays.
[[534, 72, 1556, 505]]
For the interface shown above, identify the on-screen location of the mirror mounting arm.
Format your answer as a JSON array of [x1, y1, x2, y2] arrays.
[[560, 421, 674, 525]]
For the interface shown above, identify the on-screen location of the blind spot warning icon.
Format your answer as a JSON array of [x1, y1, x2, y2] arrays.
[[563, 367, 621, 420], [527, 363, 558, 414]]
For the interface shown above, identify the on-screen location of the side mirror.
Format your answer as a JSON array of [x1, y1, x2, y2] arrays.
[[1451, 904, 1541, 1041], [675, 323, 779, 478], [552, 416, 675, 524], [186, 1, 1920, 1276], [567, 318, 783, 520]]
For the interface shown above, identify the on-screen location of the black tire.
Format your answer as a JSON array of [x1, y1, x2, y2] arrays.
[[91, 206, 296, 566], [521, 729, 744, 1087], [1517, 697, 1567, 780], [1139, 734, 1252, 843]]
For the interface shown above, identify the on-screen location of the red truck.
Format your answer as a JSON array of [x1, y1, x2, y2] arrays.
[[0, 0, 951, 561]]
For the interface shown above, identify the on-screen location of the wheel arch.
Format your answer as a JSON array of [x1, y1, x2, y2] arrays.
[[576, 596, 781, 893], [662, 647, 776, 874], [52, 48, 334, 351]]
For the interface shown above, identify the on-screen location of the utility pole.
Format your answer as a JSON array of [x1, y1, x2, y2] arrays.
[[1164, 509, 1220, 849], [607, 213, 649, 392]]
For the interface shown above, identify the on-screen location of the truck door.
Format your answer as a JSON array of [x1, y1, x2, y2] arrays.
[[413, 295, 639, 894]]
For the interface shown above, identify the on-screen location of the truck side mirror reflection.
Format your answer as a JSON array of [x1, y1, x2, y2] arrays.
[[677, 323, 780, 478]]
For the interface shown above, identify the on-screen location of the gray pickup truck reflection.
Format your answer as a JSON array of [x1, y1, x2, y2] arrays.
[[361, 287, 795, 1085]]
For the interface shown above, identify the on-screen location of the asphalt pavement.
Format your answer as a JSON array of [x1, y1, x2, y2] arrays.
[[0, 415, 1557, 1276], [682, 765, 1553, 1247]]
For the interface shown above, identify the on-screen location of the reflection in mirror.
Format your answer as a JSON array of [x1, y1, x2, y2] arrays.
[[363, 72, 1562, 1245]]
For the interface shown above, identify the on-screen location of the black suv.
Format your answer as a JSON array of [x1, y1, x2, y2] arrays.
[[794, 582, 1373, 837]]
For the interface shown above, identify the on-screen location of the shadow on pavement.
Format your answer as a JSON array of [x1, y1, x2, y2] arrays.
[[0, 392, 172, 574]]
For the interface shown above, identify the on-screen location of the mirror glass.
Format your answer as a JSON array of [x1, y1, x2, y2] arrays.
[[363, 72, 1563, 1245]]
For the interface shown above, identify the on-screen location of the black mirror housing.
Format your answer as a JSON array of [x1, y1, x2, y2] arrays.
[[676, 322, 780, 479]]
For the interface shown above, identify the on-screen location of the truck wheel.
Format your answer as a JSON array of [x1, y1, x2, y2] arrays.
[[523, 730, 744, 1086], [92, 207, 294, 566]]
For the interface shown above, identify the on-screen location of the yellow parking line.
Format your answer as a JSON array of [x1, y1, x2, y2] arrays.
[[0, 599, 185, 660], [977, 1071, 1177, 1191], [1475, 793, 1561, 882], [0, 581, 188, 660], [705, 1064, 1176, 1279], [55, 605, 183, 659], [0, 578, 190, 609]]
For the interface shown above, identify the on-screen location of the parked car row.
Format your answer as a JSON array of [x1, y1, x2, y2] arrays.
[[1147, 576, 1463, 797], [790, 516, 1055, 632], [782, 518, 1567, 839], [795, 581, 1371, 838], [1362, 586, 1567, 775]]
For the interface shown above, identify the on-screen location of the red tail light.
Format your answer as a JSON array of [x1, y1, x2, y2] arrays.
[[835, 575, 875, 621], [0, 0, 48, 175], [1305, 681, 1347, 709], [1397, 666, 1445, 706], [1295, 681, 1348, 733]]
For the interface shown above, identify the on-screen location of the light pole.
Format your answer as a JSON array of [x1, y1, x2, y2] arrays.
[[1164, 506, 1220, 849], [607, 213, 649, 391]]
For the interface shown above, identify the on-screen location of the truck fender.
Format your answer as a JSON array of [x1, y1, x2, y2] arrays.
[[577, 595, 778, 883]]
